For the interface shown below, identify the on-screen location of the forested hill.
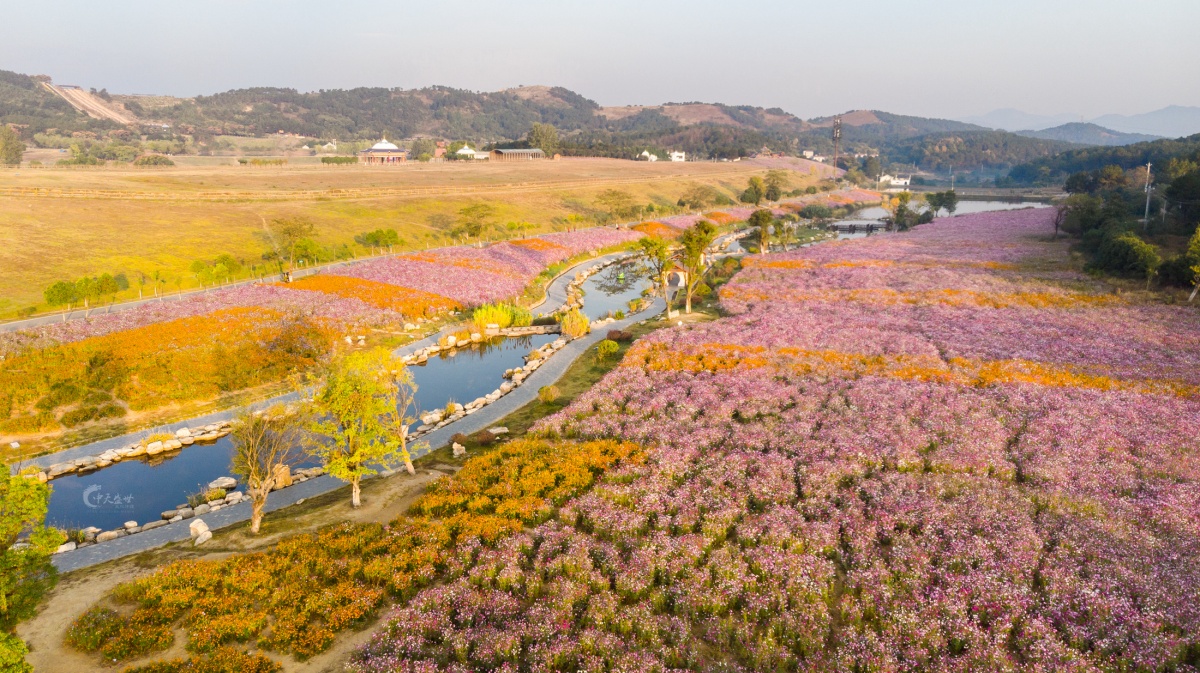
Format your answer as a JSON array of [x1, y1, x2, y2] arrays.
[[883, 130, 1078, 172], [0, 70, 114, 134], [148, 85, 605, 140], [1007, 134, 1200, 185]]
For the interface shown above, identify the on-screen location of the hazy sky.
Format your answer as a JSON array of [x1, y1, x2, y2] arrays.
[[4, 0, 1198, 120]]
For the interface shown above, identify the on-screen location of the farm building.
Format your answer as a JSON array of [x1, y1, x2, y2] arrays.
[[669, 151, 686, 162], [879, 174, 911, 187], [490, 148, 545, 161], [456, 146, 488, 160], [359, 139, 407, 164]]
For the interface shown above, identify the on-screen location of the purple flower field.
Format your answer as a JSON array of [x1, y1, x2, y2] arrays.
[[353, 208, 1200, 671], [0, 227, 643, 356]]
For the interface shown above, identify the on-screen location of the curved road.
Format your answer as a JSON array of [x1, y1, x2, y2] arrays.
[[47, 251, 652, 572]]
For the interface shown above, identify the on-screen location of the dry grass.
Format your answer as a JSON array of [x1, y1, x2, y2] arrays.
[[0, 158, 779, 311]]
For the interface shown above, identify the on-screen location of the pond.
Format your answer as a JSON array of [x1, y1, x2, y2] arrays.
[[837, 200, 1051, 239], [577, 260, 652, 320], [45, 333, 558, 532]]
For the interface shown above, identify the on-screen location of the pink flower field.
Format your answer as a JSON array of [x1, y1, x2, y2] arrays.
[[0, 227, 644, 357], [353, 208, 1200, 671]]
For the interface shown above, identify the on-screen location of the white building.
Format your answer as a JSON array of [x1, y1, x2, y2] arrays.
[[638, 150, 659, 162], [879, 174, 911, 187], [802, 150, 815, 159], [669, 151, 686, 162], [456, 146, 477, 159]]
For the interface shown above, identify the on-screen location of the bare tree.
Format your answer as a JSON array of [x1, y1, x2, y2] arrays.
[[1053, 203, 1068, 240], [229, 404, 307, 533]]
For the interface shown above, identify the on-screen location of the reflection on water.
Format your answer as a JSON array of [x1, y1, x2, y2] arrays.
[[407, 334, 557, 415], [45, 437, 321, 533], [580, 261, 651, 320], [47, 333, 559, 532]]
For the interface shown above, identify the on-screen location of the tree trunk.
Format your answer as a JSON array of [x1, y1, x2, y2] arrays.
[[250, 495, 265, 534], [685, 288, 692, 314], [404, 454, 415, 476], [351, 475, 362, 507]]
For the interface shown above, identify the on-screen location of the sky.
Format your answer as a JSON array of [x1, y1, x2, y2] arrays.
[[4, 0, 1198, 121]]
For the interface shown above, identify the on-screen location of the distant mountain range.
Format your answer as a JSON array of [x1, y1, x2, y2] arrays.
[[6, 68, 1184, 174], [963, 106, 1200, 139], [1015, 123, 1161, 147]]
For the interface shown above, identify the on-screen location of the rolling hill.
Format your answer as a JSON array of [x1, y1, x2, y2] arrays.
[[0, 68, 1092, 171], [1016, 122, 1160, 146]]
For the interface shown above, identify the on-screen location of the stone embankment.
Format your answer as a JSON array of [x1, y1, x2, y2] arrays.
[[50, 466, 328, 554], [27, 422, 236, 484]]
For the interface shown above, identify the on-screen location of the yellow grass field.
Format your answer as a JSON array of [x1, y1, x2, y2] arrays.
[[0, 158, 800, 313]]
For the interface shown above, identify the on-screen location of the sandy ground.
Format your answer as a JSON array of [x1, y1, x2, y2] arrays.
[[19, 463, 458, 672]]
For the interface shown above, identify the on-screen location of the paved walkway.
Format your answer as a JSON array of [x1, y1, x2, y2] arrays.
[[49, 251, 646, 572]]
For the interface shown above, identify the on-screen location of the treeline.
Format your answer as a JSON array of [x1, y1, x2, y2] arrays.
[[1007, 134, 1200, 185], [1056, 162, 1200, 292]]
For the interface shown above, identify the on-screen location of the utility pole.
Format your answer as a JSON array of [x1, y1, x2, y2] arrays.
[[1142, 162, 1153, 232], [832, 116, 842, 178], [950, 165, 955, 191]]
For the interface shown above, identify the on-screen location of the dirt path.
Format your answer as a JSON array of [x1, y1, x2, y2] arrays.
[[18, 465, 455, 672]]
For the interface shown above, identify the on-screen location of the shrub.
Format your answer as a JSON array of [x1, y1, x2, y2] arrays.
[[96, 403, 127, 420], [66, 606, 123, 652], [472, 303, 531, 331], [538, 386, 560, 403], [132, 155, 174, 167], [82, 390, 111, 405], [1091, 231, 1161, 278], [451, 433, 469, 446], [532, 314, 557, 326], [120, 646, 282, 673], [60, 406, 98, 427], [596, 340, 620, 360], [204, 488, 227, 502], [694, 281, 712, 297], [607, 330, 633, 342], [557, 308, 590, 339], [320, 156, 357, 165], [473, 430, 496, 446], [614, 310, 625, 319]]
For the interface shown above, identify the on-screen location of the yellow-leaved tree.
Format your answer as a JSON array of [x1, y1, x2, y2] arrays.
[[308, 348, 419, 508]]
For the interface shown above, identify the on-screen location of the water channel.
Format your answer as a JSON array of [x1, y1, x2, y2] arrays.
[[43, 202, 1039, 531], [45, 263, 653, 532]]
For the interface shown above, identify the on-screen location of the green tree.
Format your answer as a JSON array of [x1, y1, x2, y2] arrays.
[[1, 466, 64, 671], [679, 220, 718, 313], [764, 170, 790, 202], [409, 138, 436, 162], [926, 192, 945, 216], [776, 219, 796, 251], [230, 405, 307, 534], [1166, 170, 1200, 228], [1187, 227, 1200, 302], [941, 189, 958, 215], [740, 177, 765, 205], [527, 123, 559, 156], [354, 228, 401, 250], [861, 156, 882, 180], [677, 183, 722, 210], [309, 349, 419, 508], [457, 203, 496, 239], [0, 127, 24, 167], [594, 189, 640, 222], [267, 217, 318, 273], [43, 281, 79, 316], [637, 236, 673, 309], [749, 209, 773, 254]]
